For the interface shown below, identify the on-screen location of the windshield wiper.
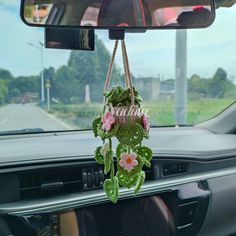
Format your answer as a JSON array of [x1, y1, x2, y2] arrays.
[[0, 128, 44, 135]]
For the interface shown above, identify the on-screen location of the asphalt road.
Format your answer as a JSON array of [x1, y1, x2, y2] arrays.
[[0, 103, 72, 132]]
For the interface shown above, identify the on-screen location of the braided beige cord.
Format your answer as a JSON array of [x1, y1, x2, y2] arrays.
[[121, 40, 135, 106], [103, 39, 135, 107], [121, 41, 130, 88], [103, 40, 119, 93]]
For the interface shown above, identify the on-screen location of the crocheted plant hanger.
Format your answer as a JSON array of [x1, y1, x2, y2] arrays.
[[92, 40, 153, 203]]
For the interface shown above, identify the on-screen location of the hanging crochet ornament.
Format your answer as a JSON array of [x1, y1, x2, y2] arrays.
[[92, 40, 153, 203]]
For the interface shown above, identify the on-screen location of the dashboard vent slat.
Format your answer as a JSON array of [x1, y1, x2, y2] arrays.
[[19, 166, 83, 200]]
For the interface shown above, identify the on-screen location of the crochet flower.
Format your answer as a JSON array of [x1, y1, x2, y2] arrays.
[[100, 143, 110, 157], [142, 113, 150, 132], [102, 112, 116, 131], [119, 153, 138, 171]]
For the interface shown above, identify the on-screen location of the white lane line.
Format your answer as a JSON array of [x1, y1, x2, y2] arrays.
[[39, 108, 74, 130], [0, 118, 8, 125]]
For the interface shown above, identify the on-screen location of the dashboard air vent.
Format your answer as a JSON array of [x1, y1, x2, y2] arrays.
[[18, 161, 154, 200], [19, 166, 83, 200]]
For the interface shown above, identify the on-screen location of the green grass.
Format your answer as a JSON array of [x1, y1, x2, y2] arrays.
[[186, 99, 235, 124], [51, 103, 102, 129], [144, 99, 235, 126], [50, 99, 235, 129]]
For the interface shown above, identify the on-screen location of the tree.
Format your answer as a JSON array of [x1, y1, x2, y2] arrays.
[[10, 88, 21, 97], [213, 68, 227, 81], [188, 68, 236, 99], [67, 36, 122, 102], [53, 65, 80, 103], [208, 68, 234, 98], [0, 68, 13, 81], [44, 67, 55, 82], [0, 80, 8, 104], [0, 68, 12, 103], [8, 76, 40, 100], [188, 74, 208, 98]]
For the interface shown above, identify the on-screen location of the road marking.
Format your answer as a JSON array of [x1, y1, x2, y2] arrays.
[[0, 118, 8, 125], [39, 108, 74, 130]]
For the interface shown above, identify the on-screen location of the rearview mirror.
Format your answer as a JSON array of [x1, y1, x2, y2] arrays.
[[21, 0, 215, 29]]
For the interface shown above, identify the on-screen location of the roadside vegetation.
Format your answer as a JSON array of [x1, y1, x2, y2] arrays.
[[50, 99, 234, 129]]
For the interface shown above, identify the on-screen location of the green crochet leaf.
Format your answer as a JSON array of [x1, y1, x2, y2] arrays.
[[116, 171, 138, 189], [103, 177, 119, 204], [139, 156, 151, 168], [134, 146, 153, 162], [95, 146, 104, 164], [116, 143, 129, 159], [116, 123, 144, 147], [92, 117, 102, 137], [105, 86, 143, 107], [98, 124, 119, 140], [104, 88, 113, 98], [134, 171, 145, 194], [109, 123, 120, 137], [115, 89, 130, 103], [104, 150, 113, 175], [105, 86, 123, 99], [136, 95, 142, 103], [129, 124, 144, 146], [116, 124, 129, 143], [143, 132, 149, 139], [107, 87, 121, 104], [96, 122, 106, 139], [134, 146, 153, 167]]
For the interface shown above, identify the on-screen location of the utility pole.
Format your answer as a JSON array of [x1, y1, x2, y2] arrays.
[[28, 41, 45, 104], [85, 84, 91, 103], [39, 42, 45, 104], [175, 30, 187, 125], [45, 80, 51, 112]]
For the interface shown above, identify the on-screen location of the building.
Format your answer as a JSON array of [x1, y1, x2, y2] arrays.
[[135, 77, 160, 101]]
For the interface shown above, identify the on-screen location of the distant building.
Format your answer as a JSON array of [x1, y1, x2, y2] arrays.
[[134, 77, 176, 101], [23, 92, 40, 103], [11, 92, 39, 104], [160, 79, 175, 100], [135, 77, 160, 101]]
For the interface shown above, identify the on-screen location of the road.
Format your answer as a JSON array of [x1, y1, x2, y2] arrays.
[[0, 103, 72, 132]]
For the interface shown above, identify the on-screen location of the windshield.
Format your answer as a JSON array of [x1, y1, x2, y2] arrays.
[[0, 1, 235, 133]]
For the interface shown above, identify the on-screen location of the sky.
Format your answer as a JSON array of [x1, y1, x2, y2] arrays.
[[0, 0, 236, 81]]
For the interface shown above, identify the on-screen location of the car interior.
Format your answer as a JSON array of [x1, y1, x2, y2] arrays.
[[0, 0, 236, 236]]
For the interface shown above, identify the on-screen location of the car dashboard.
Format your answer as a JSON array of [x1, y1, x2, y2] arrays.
[[0, 127, 236, 236]]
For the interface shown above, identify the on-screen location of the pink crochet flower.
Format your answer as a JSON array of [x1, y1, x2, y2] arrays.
[[119, 153, 138, 171], [102, 112, 116, 131], [142, 113, 150, 132]]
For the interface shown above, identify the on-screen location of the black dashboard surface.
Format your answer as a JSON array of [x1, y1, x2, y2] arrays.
[[0, 127, 235, 166]]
